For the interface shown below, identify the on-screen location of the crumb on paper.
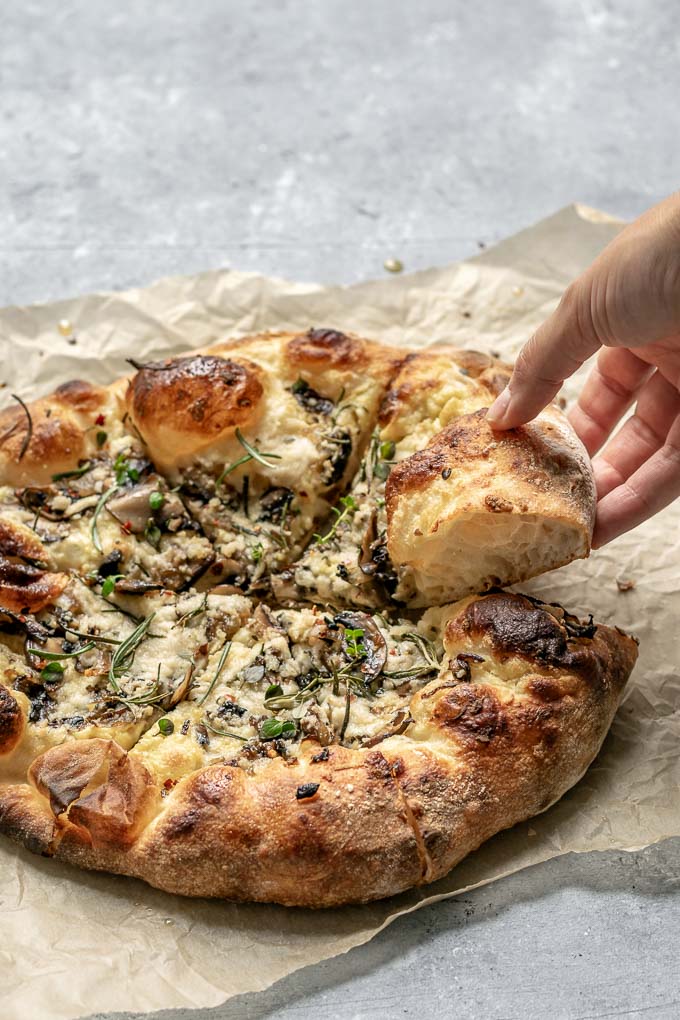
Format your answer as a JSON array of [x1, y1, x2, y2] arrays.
[[616, 578, 636, 592], [383, 257, 404, 274]]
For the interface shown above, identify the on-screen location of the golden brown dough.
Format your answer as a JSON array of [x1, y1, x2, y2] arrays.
[[0, 330, 637, 907]]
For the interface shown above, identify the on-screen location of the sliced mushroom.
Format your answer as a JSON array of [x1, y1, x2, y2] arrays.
[[113, 578, 164, 595], [169, 661, 194, 707], [106, 482, 160, 533], [335, 610, 387, 681], [361, 709, 413, 747]]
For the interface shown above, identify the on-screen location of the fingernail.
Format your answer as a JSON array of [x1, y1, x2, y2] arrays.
[[487, 388, 511, 427]]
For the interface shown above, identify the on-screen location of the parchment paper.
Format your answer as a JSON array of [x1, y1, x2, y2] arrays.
[[1, 204, 679, 1020]]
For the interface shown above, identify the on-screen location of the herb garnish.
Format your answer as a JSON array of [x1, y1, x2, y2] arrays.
[[149, 490, 164, 511], [197, 641, 232, 707], [382, 633, 440, 680], [313, 494, 358, 545], [101, 574, 124, 597], [108, 613, 156, 694], [29, 641, 96, 662], [52, 461, 92, 481], [251, 542, 264, 563], [91, 482, 120, 553], [216, 428, 282, 486], [6, 394, 33, 461], [259, 717, 296, 740], [158, 718, 174, 736]]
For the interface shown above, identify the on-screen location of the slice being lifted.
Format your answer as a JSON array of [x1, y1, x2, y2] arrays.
[[273, 347, 510, 608]]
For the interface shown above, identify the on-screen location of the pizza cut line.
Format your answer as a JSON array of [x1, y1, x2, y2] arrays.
[[0, 327, 638, 906]]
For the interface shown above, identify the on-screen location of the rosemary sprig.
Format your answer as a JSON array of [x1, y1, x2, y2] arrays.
[[28, 641, 96, 661], [172, 592, 209, 629], [108, 613, 156, 694], [216, 428, 282, 486], [203, 719, 248, 740], [197, 641, 232, 706], [9, 394, 33, 461], [63, 628, 121, 646], [382, 632, 440, 680], [91, 482, 120, 553]]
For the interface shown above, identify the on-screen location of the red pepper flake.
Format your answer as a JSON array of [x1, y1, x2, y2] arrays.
[[163, 778, 178, 791], [120, 520, 133, 535], [95, 413, 106, 426]]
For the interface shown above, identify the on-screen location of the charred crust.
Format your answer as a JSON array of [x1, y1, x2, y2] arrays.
[[0, 553, 69, 614], [53, 379, 108, 413], [128, 354, 264, 439], [285, 328, 368, 369], [432, 684, 507, 745], [0, 685, 24, 755]]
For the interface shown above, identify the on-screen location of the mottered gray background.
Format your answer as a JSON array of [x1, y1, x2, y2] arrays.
[[1, 2, 679, 1019]]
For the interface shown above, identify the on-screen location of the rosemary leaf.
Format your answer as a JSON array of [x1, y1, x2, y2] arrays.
[[197, 641, 232, 706]]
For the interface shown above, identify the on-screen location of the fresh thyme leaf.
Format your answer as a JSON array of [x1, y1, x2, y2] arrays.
[[91, 482, 120, 553], [344, 627, 366, 659], [380, 440, 396, 460], [101, 574, 124, 597], [158, 718, 174, 736], [197, 641, 232, 707], [265, 683, 283, 700], [251, 541, 264, 563], [314, 495, 358, 545], [8, 394, 33, 461], [96, 430, 108, 447], [40, 661, 64, 682], [260, 717, 284, 739], [52, 461, 92, 481], [149, 490, 164, 511], [108, 613, 156, 694]]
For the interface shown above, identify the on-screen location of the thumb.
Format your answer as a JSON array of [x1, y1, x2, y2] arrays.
[[487, 284, 601, 429]]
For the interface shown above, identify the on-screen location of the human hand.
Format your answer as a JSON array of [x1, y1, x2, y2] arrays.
[[487, 192, 680, 547]]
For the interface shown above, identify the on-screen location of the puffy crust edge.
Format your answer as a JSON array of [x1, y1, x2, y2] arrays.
[[0, 605, 638, 906]]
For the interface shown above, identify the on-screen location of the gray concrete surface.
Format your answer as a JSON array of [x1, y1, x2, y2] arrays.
[[1, 1, 679, 1018]]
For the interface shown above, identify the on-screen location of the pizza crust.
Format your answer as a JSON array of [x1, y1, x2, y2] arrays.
[[0, 328, 639, 906]]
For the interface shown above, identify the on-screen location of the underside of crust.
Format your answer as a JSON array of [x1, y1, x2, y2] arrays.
[[398, 512, 589, 606]]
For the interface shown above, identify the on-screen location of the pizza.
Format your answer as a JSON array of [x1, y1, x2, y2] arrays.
[[0, 328, 638, 906]]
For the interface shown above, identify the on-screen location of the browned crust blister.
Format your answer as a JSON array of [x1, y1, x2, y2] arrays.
[[0, 329, 639, 906]]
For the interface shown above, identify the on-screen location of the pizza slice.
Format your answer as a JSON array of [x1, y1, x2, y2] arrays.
[[0, 579, 251, 784], [0, 379, 216, 594], [124, 329, 404, 594], [273, 347, 508, 608]]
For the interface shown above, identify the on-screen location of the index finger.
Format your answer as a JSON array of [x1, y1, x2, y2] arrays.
[[487, 286, 600, 429]]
